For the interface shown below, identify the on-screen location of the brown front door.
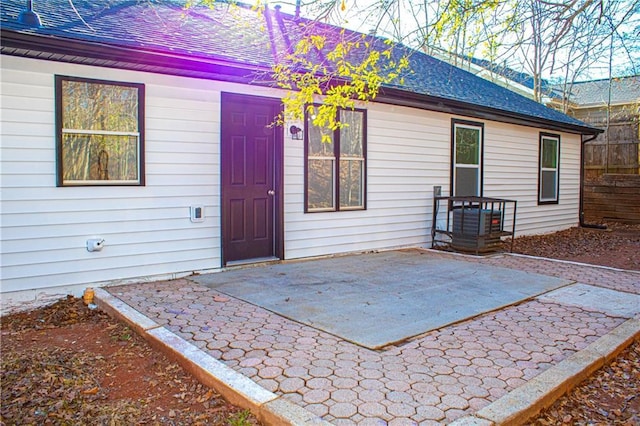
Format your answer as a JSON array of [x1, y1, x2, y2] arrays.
[[221, 93, 283, 265]]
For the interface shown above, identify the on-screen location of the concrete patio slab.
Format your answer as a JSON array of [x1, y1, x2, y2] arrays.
[[193, 250, 573, 349]]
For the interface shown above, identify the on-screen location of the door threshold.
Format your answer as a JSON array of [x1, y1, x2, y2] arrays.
[[225, 257, 280, 268]]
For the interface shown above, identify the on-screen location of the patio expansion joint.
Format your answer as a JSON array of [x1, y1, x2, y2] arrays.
[[450, 317, 640, 426], [95, 288, 331, 426]]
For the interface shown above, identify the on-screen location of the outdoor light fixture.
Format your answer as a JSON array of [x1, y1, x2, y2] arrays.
[[290, 125, 303, 140]]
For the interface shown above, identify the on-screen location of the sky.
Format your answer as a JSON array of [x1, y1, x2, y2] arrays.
[[269, 0, 640, 81]]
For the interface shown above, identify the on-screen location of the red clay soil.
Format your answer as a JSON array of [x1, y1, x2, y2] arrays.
[[1, 297, 261, 425]]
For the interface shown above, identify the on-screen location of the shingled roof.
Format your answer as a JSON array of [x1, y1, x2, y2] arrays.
[[1, 0, 600, 135], [559, 76, 640, 107]]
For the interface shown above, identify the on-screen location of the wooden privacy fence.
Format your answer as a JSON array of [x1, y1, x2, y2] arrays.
[[583, 122, 639, 180], [583, 174, 640, 224], [584, 141, 639, 179]]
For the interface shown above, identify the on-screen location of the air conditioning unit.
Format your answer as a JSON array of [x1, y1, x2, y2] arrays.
[[452, 208, 503, 251]]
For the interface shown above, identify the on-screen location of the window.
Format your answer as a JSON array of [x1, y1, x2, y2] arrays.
[[539, 133, 560, 204], [55, 76, 144, 186], [305, 107, 366, 212], [452, 120, 483, 197]]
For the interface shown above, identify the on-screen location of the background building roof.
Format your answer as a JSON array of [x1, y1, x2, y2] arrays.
[[560, 76, 640, 107]]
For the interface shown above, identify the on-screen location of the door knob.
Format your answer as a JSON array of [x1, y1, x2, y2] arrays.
[[267, 190, 275, 196]]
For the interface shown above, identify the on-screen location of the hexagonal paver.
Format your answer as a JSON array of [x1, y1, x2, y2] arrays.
[[416, 405, 445, 421], [358, 401, 388, 417], [386, 402, 416, 417], [329, 402, 358, 418], [440, 394, 470, 410], [106, 251, 631, 425], [257, 366, 283, 379], [325, 376, 355, 389], [357, 388, 386, 402], [331, 389, 358, 403], [303, 389, 331, 404], [279, 377, 305, 393]]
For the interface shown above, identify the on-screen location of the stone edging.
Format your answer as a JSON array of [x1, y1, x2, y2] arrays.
[[95, 287, 640, 426], [94, 288, 332, 426], [450, 318, 640, 425]]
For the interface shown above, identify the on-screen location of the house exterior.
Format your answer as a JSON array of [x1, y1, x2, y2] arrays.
[[0, 1, 599, 311], [454, 60, 638, 221]]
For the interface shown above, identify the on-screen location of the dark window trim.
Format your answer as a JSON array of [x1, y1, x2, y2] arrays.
[[55, 75, 145, 187], [538, 132, 561, 205], [304, 106, 367, 213], [450, 118, 485, 197]]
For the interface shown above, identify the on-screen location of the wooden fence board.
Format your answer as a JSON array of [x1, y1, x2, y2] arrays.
[[583, 174, 640, 224]]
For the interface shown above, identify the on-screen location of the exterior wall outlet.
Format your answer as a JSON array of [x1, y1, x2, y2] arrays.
[[434, 186, 442, 197], [86, 238, 105, 252], [190, 205, 205, 223]]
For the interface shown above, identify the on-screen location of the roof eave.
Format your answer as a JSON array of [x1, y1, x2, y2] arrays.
[[1, 29, 602, 136], [0, 29, 270, 84], [571, 100, 639, 109], [377, 87, 603, 136]]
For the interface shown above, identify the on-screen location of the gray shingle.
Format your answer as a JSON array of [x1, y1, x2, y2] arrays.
[[561, 76, 640, 106], [1, 0, 598, 133]]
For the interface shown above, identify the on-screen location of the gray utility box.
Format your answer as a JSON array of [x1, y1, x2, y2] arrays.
[[452, 208, 503, 251]]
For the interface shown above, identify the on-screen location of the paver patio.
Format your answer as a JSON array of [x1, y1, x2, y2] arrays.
[[105, 250, 640, 425]]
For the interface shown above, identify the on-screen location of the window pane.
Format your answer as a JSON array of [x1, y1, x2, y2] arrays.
[[542, 138, 558, 168], [541, 170, 557, 200], [339, 109, 364, 157], [455, 167, 479, 197], [59, 77, 142, 186], [62, 133, 138, 182], [308, 159, 334, 210], [307, 114, 334, 156], [62, 80, 139, 132], [455, 126, 480, 165], [340, 159, 363, 208], [305, 106, 366, 212]]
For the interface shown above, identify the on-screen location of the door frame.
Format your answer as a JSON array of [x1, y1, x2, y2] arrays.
[[220, 92, 284, 266]]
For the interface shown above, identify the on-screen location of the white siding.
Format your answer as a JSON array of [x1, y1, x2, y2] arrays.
[[1, 56, 225, 293], [1, 55, 582, 300], [284, 105, 582, 260], [284, 103, 451, 259], [483, 122, 581, 235]]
